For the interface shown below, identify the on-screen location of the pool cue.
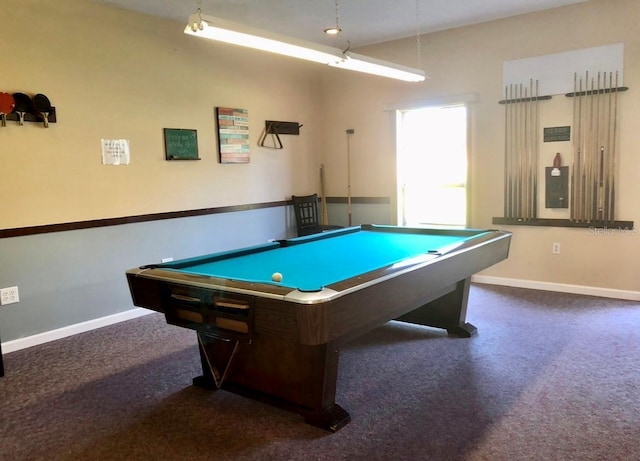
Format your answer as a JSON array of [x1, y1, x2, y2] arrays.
[[582, 74, 589, 220], [570, 74, 577, 220], [580, 74, 588, 221], [602, 73, 609, 222], [532, 80, 537, 219], [609, 71, 619, 222], [346, 128, 354, 226], [519, 83, 525, 218], [574, 75, 582, 221], [591, 73, 597, 220], [598, 75, 604, 221], [511, 83, 517, 218], [605, 72, 612, 222], [581, 74, 589, 221], [595, 74, 602, 220], [503, 85, 509, 218], [527, 82, 533, 219], [531, 79, 538, 219], [523, 82, 529, 219], [516, 83, 524, 218], [507, 84, 515, 218], [518, 85, 524, 219], [514, 82, 521, 218], [524, 84, 529, 219], [595, 73, 602, 221], [529, 80, 535, 218], [598, 145, 604, 221], [598, 72, 609, 221], [508, 85, 515, 219], [583, 72, 590, 221], [604, 72, 613, 222], [516, 83, 522, 219], [586, 72, 594, 221], [591, 74, 600, 221], [320, 164, 329, 225], [574, 76, 580, 221], [523, 84, 529, 219], [520, 83, 525, 218], [523, 83, 528, 219]]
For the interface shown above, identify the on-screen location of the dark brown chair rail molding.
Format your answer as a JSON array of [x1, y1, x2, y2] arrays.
[[0, 197, 391, 239]]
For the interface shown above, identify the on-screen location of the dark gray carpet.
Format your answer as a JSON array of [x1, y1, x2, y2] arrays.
[[1, 284, 639, 460]]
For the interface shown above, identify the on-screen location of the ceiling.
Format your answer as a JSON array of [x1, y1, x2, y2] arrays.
[[96, 0, 590, 48]]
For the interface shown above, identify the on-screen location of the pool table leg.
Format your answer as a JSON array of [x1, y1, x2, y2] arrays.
[[301, 344, 351, 432], [192, 332, 351, 432], [304, 402, 351, 432], [396, 277, 477, 337]]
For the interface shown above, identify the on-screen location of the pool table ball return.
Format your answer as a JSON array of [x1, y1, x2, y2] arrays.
[[126, 224, 511, 431]]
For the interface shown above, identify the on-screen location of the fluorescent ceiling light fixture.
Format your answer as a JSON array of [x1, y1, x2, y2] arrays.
[[331, 52, 426, 82], [185, 13, 426, 82]]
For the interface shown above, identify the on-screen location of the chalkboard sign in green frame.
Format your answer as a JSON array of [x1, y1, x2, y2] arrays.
[[163, 128, 199, 160]]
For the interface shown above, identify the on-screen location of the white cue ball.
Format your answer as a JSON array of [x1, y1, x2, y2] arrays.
[[271, 272, 283, 282]]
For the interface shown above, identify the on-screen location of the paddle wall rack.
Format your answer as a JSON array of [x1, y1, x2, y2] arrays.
[[1, 91, 57, 126], [4, 109, 57, 125]]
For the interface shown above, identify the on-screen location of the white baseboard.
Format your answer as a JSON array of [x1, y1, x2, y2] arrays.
[[2, 307, 153, 354], [472, 275, 640, 301]]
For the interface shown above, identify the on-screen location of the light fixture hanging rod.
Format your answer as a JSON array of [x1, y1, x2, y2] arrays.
[[184, 13, 426, 82]]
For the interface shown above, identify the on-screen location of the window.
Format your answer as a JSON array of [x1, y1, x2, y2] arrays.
[[397, 105, 468, 227]]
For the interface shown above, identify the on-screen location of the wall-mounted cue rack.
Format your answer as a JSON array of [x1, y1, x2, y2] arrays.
[[493, 73, 633, 230]]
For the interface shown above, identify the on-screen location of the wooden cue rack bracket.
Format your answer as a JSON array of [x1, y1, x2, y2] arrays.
[[265, 120, 302, 135], [498, 95, 552, 104], [259, 120, 303, 149], [564, 86, 628, 97], [492, 217, 634, 230]]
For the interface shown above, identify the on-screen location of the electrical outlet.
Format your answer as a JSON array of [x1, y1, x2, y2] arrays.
[[0, 286, 20, 305], [552, 243, 561, 254]]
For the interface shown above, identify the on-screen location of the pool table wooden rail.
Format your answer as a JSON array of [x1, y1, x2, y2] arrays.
[[127, 229, 511, 346]]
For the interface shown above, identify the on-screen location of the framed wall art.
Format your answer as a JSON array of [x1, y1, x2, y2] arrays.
[[216, 107, 250, 164]]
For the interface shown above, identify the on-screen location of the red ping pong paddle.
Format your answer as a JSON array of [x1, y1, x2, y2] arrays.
[[33, 93, 52, 128], [0, 92, 15, 127], [12, 92, 32, 126]]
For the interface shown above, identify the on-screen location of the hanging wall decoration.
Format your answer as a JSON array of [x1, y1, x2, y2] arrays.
[[216, 107, 250, 164], [163, 128, 199, 160], [101, 139, 131, 165]]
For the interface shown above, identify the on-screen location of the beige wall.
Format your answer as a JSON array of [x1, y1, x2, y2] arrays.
[[0, 0, 324, 228], [2, 0, 639, 294], [319, 0, 640, 293]]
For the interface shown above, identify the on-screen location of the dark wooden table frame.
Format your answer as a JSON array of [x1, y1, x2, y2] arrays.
[[127, 227, 511, 431]]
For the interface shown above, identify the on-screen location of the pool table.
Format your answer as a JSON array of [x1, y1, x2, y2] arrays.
[[126, 224, 511, 431]]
